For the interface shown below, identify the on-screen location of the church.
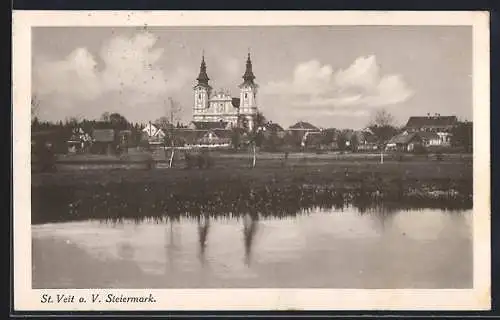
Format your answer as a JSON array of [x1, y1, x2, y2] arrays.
[[192, 52, 259, 131]]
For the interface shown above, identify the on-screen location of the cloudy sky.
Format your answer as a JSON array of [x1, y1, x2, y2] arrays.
[[32, 26, 472, 129]]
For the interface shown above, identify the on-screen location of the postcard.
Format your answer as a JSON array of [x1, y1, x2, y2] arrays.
[[12, 10, 490, 311]]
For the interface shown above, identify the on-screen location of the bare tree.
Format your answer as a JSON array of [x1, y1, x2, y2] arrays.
[[155, 116, 171, 130], [371, 109, 395, 127], [368, 109, 398, 164], [166, 97, 182, 168], [101, 112, 110, 122], [31, 95, 40, 121]]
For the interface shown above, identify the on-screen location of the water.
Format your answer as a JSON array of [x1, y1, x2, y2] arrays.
[[32, 207, 472, 289]]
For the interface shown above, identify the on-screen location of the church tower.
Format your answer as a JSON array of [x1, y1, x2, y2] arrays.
[[239, 52, 259, 130], [193, 54, 212, 123]]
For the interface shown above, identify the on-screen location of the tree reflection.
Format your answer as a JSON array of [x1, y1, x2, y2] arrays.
[[197, 214, 210, 264], [243, 212, 259, 266], [165, 217, 180, 273]]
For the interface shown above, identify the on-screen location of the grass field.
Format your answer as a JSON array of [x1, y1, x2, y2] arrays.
[[31, 152, 473, 224]]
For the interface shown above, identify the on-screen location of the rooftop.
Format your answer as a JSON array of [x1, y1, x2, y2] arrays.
[[288, 121, 319, 131], [92, 129, 115, 142], [406, 115, 458, 129]]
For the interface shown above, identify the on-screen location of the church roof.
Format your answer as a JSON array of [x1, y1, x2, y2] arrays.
[[196, 54, 210, 87], [231, 98, 240, 108], [241, 52, 256, 86]]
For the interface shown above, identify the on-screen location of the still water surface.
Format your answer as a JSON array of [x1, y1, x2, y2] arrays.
[[32, 207, 472, 289]]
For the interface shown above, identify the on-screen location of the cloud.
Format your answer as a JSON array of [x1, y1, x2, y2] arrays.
[[263, 55, 413, 112], [33, 32, 191, 118]]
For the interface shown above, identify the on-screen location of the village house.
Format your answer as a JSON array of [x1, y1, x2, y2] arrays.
[[287, 121, 321, 148], [67, 127, 92, 154], [355, 129, 379, 151], [263, 122, 286, 139], [92, 129, 116, 155], [405, 114, 458, 146], [142, 123, 165, 145], [385, 131, 423, 152]]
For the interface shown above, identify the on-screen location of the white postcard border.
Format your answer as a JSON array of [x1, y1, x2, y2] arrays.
[[12, 10, 491, 311]]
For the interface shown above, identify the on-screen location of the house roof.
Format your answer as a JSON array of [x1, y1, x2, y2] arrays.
[[265, 123, 284, 132], [192, 121, 228, 130], [387, 132, 421, 145], [288, 121, 319, 131], [198, 129, 232, 144], [405, 116, 458, 129], [92, 129, 115, 142]]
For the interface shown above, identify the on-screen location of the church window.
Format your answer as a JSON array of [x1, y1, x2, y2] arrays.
[[245, 93, 248, 99], [198, 93, 201, 99]]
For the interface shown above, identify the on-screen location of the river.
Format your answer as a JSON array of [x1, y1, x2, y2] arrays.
[[32, 207, 472, 289]]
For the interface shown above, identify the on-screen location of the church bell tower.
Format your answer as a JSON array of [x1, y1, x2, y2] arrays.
[[193, 53, 212, 122], [239, 52, 259, 130]]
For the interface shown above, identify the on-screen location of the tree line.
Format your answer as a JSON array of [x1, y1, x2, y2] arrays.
[[31, 107, 473, 155]]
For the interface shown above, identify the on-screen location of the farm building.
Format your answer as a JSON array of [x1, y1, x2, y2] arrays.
[[405, 114, 457, 146], [386, 132, 423, 152], [142, 123, 165, 145], [92, 129, 116, 155]]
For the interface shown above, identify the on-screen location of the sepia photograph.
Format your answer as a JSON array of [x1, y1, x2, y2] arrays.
[[13, 11, 490, 311]]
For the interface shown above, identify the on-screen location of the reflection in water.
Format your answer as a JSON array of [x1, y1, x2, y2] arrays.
[[197, 215, 210, 263], [32, 208, 473, 289], [243, 213, 259, 265]]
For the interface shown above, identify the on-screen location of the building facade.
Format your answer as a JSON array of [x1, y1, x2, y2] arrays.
[[405, 114, 458, 146], [192, 53, 259, 130]]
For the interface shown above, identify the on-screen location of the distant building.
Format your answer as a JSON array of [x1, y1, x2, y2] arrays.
[[142, 123, 165, 145], [355, 130, 379, 151], [405, 114, 458, 146], [263, 122, 286, 139], [67, 127, 92, 154], [288, 121, 320, 132], [386, 131, 423, 152], [171, 128, 232, 148], [192, 52, 259, 131], [92, 129, 116, 155]]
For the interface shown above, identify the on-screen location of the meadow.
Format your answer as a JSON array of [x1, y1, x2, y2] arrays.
[[31, 151, 473, 225]]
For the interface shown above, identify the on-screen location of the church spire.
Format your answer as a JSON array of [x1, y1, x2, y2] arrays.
[[242, 51, 256, 85], [196, 52, 210, 86]]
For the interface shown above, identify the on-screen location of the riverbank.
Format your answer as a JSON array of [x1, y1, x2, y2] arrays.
[[31, 158, 473, 224]]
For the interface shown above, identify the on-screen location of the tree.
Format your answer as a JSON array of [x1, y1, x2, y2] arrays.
[[155, 116, 171, 130], [109, 113, 128, 130], [451, 121, 473, 153], [231, 127, 243, 150], [31, 95, 40, 122], [166, 98, 183, 168], [252, 112, 267, 133], [249, 112, 268, 167], [337, 132, 348, 151], [368, 109, 398, 163], [101, 112, 110, 122], [350, 133, 359, 152], [237, 114, 249, 132]]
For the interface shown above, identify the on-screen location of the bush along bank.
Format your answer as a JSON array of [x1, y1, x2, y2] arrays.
[[32, 172, 472, 225]]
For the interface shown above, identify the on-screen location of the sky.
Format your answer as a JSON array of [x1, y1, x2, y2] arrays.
[[32, 26, 472, 129]]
